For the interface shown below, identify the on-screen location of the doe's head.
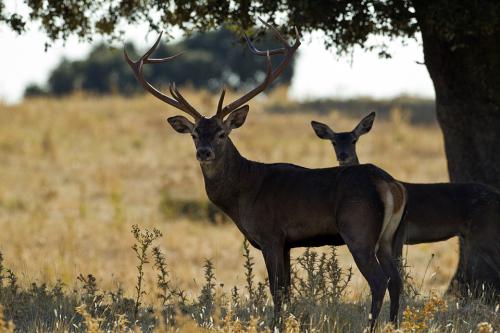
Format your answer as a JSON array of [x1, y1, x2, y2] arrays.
[[311, 112, 375, 166]]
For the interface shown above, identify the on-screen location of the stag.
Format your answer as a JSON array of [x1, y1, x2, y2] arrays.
[[311, 114, 500, 294], [125, 22, 408, 329]]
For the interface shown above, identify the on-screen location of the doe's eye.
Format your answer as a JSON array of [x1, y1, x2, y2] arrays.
[[352, 139, 357, 144]]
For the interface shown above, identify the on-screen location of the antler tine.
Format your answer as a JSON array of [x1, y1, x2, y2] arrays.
[[124, 33, 202, 120], [169, 83, 201, 119], [258, 18, 288, 44], [217, 19, 301, 119], [144, 32, 164, 59], [216, 87, 226, 116], [124, 33, 167, 76], [294, 26, 301, 40], [244, 19, 301, 57], [218, 51, 273, 119], [147, 51, 185, 64], [244, 33, 287, 56]]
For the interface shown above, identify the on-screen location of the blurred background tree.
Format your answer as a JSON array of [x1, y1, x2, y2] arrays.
[[2, 0, 500, 297], [25, 28, 294, 97]]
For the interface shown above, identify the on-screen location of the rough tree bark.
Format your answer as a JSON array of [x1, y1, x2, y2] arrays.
[[415, 1, 500, 297]]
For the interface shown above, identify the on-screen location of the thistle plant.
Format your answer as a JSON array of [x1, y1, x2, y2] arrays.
[[242, 239, 255, 303], [131, 224, 162, 320]]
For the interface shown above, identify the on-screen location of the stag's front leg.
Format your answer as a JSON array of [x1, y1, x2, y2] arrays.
[[262, 243, 288, 325]]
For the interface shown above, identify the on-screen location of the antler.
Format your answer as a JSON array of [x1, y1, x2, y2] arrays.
[[216, 18, 301, 119], [124, 33, 203, 120]]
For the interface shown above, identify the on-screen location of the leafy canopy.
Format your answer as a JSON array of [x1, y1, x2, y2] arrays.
[[1, 1, 499, 53]]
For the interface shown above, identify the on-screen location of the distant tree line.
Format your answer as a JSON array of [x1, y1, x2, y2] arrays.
[[25, 28, 295, 98]]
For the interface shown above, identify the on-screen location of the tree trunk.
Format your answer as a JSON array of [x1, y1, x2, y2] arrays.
[[414, 1, 500, 297]]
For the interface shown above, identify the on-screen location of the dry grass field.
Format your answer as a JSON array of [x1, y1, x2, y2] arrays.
[[0, 90, 497, 332]]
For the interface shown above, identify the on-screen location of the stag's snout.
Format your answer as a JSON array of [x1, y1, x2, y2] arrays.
[[196, 147, 215, 162]]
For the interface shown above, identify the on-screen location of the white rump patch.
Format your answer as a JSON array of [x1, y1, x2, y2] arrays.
[[375, 182, 406, 253]]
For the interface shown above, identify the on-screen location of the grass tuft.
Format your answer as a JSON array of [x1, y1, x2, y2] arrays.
[[0, 225, 495, 331]]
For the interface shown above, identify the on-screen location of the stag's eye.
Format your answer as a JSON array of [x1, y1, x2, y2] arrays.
[[352, 139, 357, 144], [218, 133, 226, 139], [191, 134, 198, 139], [332, 142, 337, 146]]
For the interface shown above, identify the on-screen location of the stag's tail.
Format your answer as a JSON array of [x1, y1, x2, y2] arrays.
[[375, 181, 407, 255], [391, 190, 409, 260]]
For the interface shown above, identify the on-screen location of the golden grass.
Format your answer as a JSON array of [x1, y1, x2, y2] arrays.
[[0, 91, 456, 300]]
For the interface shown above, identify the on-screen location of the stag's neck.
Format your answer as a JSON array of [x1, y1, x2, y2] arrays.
[[200, 139, 258, 211]]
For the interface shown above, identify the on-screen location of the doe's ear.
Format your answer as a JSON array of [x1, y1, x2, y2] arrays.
[[311, 121, 335, 140], [167, 115, 194, 134], [353, 112, 376, 137], [224, 105, 249, 130]]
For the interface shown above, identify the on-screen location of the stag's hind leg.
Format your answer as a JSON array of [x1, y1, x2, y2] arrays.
[[377, 245, 402, 323], [340, 213, 388, 331], [345, 242, 388, 332]]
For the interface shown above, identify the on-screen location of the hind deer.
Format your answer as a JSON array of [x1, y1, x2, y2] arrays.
[[311, 114, 500, 295], [125, 22, 408, 330]]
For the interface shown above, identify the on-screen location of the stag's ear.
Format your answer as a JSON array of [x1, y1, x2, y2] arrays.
[[311, 121, 335, 140], [167, 116, 194, 134], [224, 105, 249, 130], [353, 112, 376, 137]]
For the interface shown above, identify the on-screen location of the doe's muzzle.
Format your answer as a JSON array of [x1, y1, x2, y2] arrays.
[[338, 152, 349, 162]]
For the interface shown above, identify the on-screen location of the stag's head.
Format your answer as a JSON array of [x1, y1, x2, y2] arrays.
[[166, 106, 249, 163], [311, 112, 375, 166], [124, 20, 300, 163]]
